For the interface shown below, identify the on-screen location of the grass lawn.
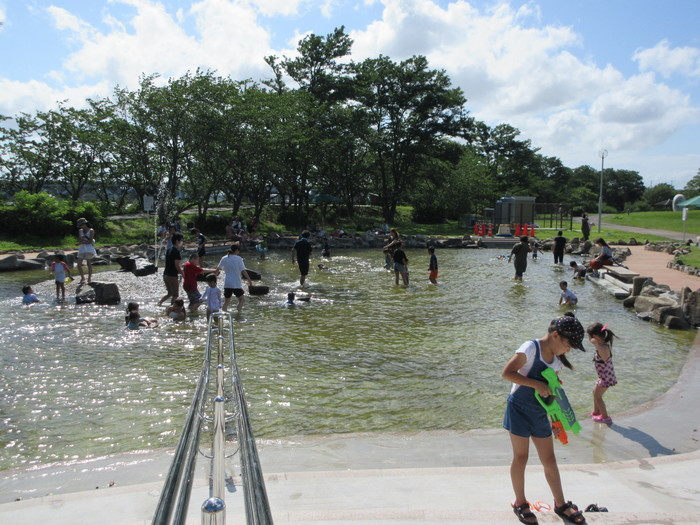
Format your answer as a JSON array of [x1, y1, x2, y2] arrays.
[[0, 207, 686, 252], [676, 246, 700, 268], [604, 210, 699, 234]]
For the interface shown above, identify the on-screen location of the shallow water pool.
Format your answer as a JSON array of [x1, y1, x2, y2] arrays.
[[0, 248, 693, 471]]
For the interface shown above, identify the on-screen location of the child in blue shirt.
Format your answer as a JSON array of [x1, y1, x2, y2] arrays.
[[22, 285, 40, 305]]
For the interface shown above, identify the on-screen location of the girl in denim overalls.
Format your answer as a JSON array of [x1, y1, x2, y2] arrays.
[[501, 315, 587, 525]]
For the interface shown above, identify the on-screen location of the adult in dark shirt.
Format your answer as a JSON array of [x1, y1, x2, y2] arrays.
[[392, 242, 409, 285], [292, 230, 313, 286], [159, 233, 184, 306], [552, 231, 567, 264], [508, 236, 531, 280], [581, 213, 590, 241]]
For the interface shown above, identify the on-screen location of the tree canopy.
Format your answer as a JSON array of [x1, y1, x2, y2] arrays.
[[0, 27, 660, 228]]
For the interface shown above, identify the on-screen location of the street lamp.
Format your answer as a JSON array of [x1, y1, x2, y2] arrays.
[[598, 148, 607, 233]]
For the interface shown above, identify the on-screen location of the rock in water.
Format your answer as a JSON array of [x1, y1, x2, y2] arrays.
[[76, 282, 121, 305]]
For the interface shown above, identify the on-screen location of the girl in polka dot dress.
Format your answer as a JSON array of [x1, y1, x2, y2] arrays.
[[587, 323, 617, 424]]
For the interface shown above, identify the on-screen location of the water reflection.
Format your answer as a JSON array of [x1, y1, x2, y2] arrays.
[[0, 249, 693, 471]]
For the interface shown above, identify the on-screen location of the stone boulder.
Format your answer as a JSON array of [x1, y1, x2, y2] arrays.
[[92, 282, 121, 305], [665, 316, 691, 330], [114, 256, 157, 276], [76, 282, 120, 305], [16, 258, 45, 271], [634, 295, 676, 316], [680, 287, 700, 327], [571, 240, 593, 255], [0, 254, 23, 271], [443, 238, 463, 248], [75, 286, 96, 304], [651, 305, 684, 325]]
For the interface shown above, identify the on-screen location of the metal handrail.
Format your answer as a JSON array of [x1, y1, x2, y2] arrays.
[[152, 346, 211, 525], [153, 311, 273, 525]]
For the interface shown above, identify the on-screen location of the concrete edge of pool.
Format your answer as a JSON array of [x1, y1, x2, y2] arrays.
[[0, 333, 698, 523]]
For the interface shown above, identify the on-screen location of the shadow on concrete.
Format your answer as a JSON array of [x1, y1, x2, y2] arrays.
[[610, 424, 678, 457]]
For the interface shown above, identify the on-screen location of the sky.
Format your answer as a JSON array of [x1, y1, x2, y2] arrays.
[[1, 0, 699, 189]]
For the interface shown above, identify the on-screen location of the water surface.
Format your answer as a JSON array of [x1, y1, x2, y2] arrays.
[[0, 248, 693, 472]]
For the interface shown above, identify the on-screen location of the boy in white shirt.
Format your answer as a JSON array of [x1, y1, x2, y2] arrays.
[[558, 281, 578, 306], [201, 273, 222, 318]]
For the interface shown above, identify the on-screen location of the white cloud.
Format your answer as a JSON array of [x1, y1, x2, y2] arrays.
[[46, 0, 277, 92], [47, 6, 95, 41], [350, 0, 699, 182], [0, 78, 110, 116], [633, 40, 700, 78]]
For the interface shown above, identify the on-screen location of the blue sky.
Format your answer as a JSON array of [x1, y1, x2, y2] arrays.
[[1, 0, 699, 189]]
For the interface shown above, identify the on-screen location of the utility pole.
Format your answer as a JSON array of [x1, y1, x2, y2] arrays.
[[598, 148, 608, 233]]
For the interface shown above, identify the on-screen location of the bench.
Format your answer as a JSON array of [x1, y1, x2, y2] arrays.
[[602, 266, 640, 283]]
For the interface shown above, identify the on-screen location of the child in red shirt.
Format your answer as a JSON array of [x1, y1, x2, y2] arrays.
[[183, 253, 218, 312]]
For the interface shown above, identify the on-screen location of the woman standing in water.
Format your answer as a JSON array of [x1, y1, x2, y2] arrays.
[[76, 218, 97, 284]]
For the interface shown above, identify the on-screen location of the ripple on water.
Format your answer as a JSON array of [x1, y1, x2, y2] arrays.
[[0, 250, 694, 470]]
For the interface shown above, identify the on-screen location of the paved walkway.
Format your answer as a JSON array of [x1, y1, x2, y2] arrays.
[[622, 245, 700, 292]]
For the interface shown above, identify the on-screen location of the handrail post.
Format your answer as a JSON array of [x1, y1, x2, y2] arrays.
[[201, 497, 225, 525]]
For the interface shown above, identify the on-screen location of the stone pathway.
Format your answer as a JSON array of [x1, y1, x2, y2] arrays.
[[623, 245, 700, 292]]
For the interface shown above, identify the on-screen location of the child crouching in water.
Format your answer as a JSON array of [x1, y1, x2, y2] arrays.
[[165, 298, 187, 321], [558, 281, 578, 306], [502, 315, 587, 525], [201, 273, 222, 318], [587, 322, 617, 424]]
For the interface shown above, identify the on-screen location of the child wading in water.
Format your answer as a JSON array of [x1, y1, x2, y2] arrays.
[[587, 323, 617, 424], [50, 253, 71, 301], [201, 273, 222, 318], [502, 315, 587, 525], [428, 246, 438, 285]]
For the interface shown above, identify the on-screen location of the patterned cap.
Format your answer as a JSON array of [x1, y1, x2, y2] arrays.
[[553, 315, 586, 352]]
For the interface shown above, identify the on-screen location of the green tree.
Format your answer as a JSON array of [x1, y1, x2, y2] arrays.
[[0, 112, 62, 194], [353, 54, 472, 222], [604, 169, 645, 211], [268, 27, 357, 215], [643, 183, 677, 207], [683, 169, 700, 198]]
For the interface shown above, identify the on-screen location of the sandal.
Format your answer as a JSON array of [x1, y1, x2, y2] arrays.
[[554, 501, 586, 524], [584, 503, 608, 512], [512, 501, 538, 525]]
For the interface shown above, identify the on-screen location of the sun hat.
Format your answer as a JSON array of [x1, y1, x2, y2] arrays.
[[552, 315, 586, 351], [76, 218, 88, 226]]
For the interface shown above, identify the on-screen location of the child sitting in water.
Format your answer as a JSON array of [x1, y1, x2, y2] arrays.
[[165, 298, 187, 321], [127, 311, 152, 330], [284, 292, 296, 306], [125, 302, 158, 327], [22, 285, 40, 305]]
